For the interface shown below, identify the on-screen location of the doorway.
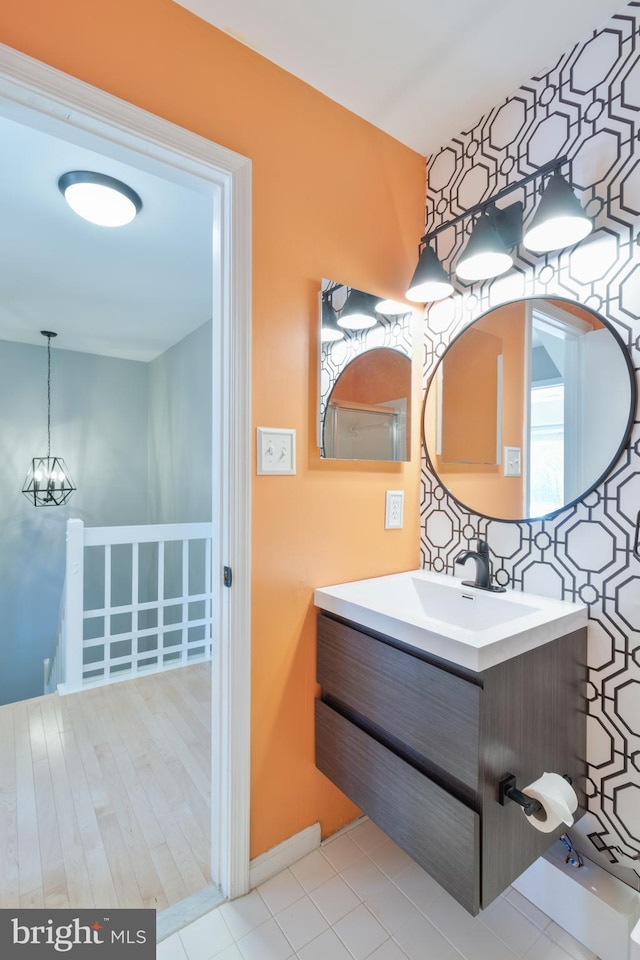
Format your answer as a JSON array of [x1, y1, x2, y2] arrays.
[[0, 43, 251, 903]]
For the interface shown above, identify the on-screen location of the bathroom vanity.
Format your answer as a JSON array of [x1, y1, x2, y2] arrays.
[[314, 570, 588, 914]]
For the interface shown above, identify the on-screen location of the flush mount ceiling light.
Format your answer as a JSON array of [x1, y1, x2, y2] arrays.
[[406, 244, 454, 303], [337, 289, 378, 330], [22, 331, 76, 507], [522, 173, 593, 252], [406, 156, 591, 302], [320, 295, 345, 342], [58, 170, 142, 227]]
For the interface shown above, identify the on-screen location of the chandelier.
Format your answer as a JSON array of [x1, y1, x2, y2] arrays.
[[22, 331, 76, 507]]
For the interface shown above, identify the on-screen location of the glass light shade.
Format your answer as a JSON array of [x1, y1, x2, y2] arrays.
[[59, 171, 142, 227], [337, 289, 377, 330], [375, 298, 412, 315], [523, 174, 592, 252], [321, 299, 344, 342], [23, 456, 76, 507], [456, 215, 513, 282], [406, 245, 454, 302], [321, 326, 344, 343]]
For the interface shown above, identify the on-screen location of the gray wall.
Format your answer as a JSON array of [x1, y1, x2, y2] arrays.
[[420, 1, 640, 880], [0, 323, 212, 706], [148, 319, 212, 524], [144, 320, 213, 610], [0, 340, 149, 704]]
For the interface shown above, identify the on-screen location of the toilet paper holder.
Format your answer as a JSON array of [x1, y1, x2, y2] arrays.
[[498, 774, 543, 817], [498, 773, 574, 817]]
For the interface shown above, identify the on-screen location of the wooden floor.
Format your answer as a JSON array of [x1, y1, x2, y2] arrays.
[[0, 662, 211, 910]]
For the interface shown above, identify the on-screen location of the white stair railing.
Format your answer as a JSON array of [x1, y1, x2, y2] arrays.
[[63, 517, 85, 693], [56, 518, 213, 695], [43, 585, 67, 695]]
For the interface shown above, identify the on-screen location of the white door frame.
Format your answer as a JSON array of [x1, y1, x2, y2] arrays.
[[0, 44, 252, 899]]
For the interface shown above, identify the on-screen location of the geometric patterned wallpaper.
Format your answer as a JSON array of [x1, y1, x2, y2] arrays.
[[420, 0, 640, 885]]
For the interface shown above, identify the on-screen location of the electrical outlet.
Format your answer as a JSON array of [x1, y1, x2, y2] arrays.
[[504, 446, 522, 477], [257, 428, 296, 475], [385, 490, 404, 529]]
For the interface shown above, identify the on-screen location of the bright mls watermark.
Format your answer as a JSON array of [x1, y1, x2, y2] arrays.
[[0, 909, 155, 958]]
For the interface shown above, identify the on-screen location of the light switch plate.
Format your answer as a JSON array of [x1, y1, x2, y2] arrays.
[[257, 427, 296, 475], [504, 446, 522, 477], [385, 490, 404, 529]]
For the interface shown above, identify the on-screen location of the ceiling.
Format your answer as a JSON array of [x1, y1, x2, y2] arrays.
[[1, 0, 628, 363], [0, 114, 213, 362], [175, 0, 630, 155]]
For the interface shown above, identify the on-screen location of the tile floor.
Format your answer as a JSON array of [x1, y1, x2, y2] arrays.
[[158, 819, 599, 960]]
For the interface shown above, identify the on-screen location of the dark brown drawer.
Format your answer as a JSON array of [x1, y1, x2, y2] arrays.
[[316, 699, 480, 914], [317, 614, 481, 790]]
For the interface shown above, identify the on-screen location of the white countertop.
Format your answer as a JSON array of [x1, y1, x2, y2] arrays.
[[314, 569, 588, 672]]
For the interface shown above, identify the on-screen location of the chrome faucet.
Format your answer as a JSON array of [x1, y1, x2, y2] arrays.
[[455, 538, 506, 593]]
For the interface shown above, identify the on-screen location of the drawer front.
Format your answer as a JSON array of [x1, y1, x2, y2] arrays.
[[317, 614, 480, 789], [316, 699, 480, 914]]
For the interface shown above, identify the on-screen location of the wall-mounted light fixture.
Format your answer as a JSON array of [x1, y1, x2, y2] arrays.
[[320, 293, 345, 342], [337, 289, 379, 331], [406, 245, 455, 302], [374, 298, 413, 315], [22, 331, 76, 507], [407, 156, 592, 303], [58, 170, 142, 227], [321, 284, 412, 341]]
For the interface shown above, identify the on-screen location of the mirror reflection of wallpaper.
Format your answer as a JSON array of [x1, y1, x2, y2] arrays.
[[419, 2, 640, 883], [318, 279, 413, 449]]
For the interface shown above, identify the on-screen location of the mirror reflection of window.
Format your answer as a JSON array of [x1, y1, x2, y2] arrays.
[[527, 300, 604, 514], [529, 384, 564, 517]]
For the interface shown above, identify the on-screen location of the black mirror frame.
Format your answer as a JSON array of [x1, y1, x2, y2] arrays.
[[421, 296, 637, 523]]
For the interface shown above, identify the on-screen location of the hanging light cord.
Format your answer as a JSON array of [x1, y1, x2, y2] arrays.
[[46, 335, 51, 460]]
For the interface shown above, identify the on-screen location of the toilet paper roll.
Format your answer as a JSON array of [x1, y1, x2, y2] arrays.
[[522, 772, 578, 834]]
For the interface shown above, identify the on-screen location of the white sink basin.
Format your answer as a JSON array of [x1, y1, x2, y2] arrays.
[[314, 569, 588, 671], [410, 576, 540, 630]]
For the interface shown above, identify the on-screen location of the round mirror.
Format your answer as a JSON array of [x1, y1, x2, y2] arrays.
[[422, 297, 636, 521], [323, 348, 411, 461]]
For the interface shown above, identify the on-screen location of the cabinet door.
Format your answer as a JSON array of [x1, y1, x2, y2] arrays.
[[317, 614, 481, 790], [316, 699, 481, 915]]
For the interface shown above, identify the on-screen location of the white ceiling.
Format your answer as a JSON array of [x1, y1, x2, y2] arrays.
[[176, 0, 630, 155], [0, 114, 213, 362], [1, 1, 628, 364]]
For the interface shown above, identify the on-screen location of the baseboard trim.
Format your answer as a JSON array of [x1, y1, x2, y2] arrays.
[[249, 823, 321, 889]]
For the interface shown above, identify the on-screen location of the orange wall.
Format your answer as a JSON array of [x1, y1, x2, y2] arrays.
[[0, 1, 425, 856], [332, 349, 411, 407]]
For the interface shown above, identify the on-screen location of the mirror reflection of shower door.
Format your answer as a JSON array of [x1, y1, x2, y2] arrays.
[[325, 399, 400, 460]]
